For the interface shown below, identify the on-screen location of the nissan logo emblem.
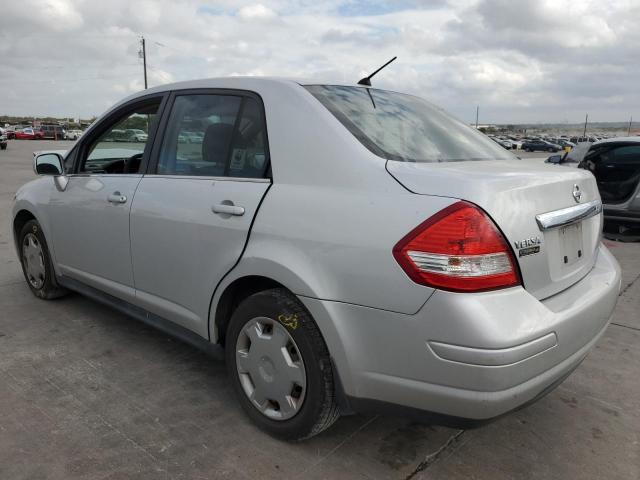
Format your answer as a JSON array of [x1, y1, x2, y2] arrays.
[[572, 184, 582, 203]]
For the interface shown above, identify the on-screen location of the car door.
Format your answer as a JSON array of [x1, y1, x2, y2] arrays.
[[582, 144, 640, 204], [130, 90, 271, 337], [47, 95, 166, 302]]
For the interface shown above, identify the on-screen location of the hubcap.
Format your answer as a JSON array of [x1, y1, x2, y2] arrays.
[[235, 317, 306, 420], [22, 233, 45, 289]]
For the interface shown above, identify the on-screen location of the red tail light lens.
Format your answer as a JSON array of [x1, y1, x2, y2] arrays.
[[393, 201, 520, 292]]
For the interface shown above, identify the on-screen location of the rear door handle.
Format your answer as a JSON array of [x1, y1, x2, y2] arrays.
[[212, 203, 245, 216], [107, 192, 127, 204]]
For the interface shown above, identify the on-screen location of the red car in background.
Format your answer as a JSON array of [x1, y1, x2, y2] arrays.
[[14, 128, 44, 140]]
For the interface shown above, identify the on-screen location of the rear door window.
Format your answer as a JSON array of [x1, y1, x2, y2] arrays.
[[157, 94, 269, 178]]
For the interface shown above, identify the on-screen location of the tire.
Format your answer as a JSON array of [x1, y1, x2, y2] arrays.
[[18, 220, 68, 300], [1, 144, 6, 150], [225, 288, 340, 440]]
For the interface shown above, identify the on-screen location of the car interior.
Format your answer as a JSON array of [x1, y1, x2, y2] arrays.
[[80, 103, 159, 175], [581, 144, 640, 203], [158, 95, 267, 178]]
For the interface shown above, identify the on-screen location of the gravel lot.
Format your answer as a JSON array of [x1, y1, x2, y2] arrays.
[[1, 140, 638, 479]]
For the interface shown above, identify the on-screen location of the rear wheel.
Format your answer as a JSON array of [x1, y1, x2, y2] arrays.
[[225, 288, 340, 440], [18, 220, 67, 300]]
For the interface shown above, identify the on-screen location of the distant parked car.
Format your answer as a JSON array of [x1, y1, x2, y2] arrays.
[[5, 126, 18, 139], [104, 129, 126, 142], [125, 129, 148, 142], [570, 136, 598, 144], [497, 137, 513, 149], [507, 137, 523, 149], [490, 137, 513, 149], [522, 139, 560, 152], [555, 139, 576, 149], [185, 131, 204, 143], [14, 128, 44, 140], [64, 129, 84, 140], [39, 124, 65, 140]]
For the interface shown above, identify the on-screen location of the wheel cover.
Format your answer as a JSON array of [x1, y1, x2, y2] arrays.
[[235, 317, 307, 420], [22, 233, 45, 289]]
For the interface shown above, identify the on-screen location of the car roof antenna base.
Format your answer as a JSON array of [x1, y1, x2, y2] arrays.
[[357, 56, 397, 87]]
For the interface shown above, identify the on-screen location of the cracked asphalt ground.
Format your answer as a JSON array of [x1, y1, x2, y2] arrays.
[[1, 140, 639, 480]]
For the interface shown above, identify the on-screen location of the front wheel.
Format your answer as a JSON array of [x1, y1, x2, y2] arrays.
[[225, 288, 340, 440], [18, 220, 67, 300]]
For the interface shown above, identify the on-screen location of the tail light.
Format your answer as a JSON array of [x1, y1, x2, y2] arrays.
[[393, 201, 520, 292]]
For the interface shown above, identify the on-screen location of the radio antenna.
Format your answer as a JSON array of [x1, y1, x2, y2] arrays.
[[357, 56, 397, 86]]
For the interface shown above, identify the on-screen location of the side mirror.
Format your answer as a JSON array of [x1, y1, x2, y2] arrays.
[[547, 154, 562, 164], [34, 153, 64, 175]]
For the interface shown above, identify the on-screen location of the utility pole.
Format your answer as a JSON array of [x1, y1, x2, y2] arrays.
[[139, 36, 148, 89], [628, 116, 633, 136], [582, 113, 588, 138], [475, 105, 479, 129]]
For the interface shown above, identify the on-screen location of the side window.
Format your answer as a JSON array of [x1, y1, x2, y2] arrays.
[[80, 100, 160, 174], [157, 94, 268, 178], [229, 97, 269, 178], [613, 145, 640, 165]]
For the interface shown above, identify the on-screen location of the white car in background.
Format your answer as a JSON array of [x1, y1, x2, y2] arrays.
[[507, 137, 523, 150], [64, 130, 84, 140], [125, 129, 148, 142]]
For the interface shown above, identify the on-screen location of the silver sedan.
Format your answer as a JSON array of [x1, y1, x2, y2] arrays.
[[12, 78, 621, 440]]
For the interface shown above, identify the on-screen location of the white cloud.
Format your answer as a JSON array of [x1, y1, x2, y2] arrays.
[[237, 4, 278, 21], [0, 0, 637, 123]]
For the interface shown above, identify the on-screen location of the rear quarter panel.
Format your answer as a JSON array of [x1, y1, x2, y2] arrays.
[[211, 183, 458, 343]]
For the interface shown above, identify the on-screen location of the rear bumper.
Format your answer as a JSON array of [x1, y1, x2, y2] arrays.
[[300, 243, 621, 421]]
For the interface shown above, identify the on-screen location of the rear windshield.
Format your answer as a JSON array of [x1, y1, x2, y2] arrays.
[[305, 85, 515, 163]]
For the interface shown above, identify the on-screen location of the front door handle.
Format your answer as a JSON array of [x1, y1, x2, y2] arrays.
[[212, 203, 245, 216], [107, 192, 127, 204]]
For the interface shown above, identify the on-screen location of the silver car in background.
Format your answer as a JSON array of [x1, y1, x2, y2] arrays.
[[12, 78, 621, 440]]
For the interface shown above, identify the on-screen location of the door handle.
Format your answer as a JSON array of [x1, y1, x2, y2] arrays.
[[107, 192, 127, 204], [212, 203, 245, 216]]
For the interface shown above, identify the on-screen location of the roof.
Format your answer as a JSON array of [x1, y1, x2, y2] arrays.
[[594, 136, 640, 145]]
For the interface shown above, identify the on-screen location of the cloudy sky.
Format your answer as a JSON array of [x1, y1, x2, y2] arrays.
[[1, 0, 637, 123]]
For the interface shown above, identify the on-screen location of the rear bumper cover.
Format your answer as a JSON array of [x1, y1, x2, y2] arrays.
[[300, 243, 621, 421]]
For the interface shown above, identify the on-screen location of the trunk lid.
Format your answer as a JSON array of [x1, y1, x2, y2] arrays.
[[387, 159, 602, 299]]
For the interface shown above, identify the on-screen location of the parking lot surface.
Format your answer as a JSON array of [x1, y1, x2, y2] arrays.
[[1, 140, 638, 479]]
